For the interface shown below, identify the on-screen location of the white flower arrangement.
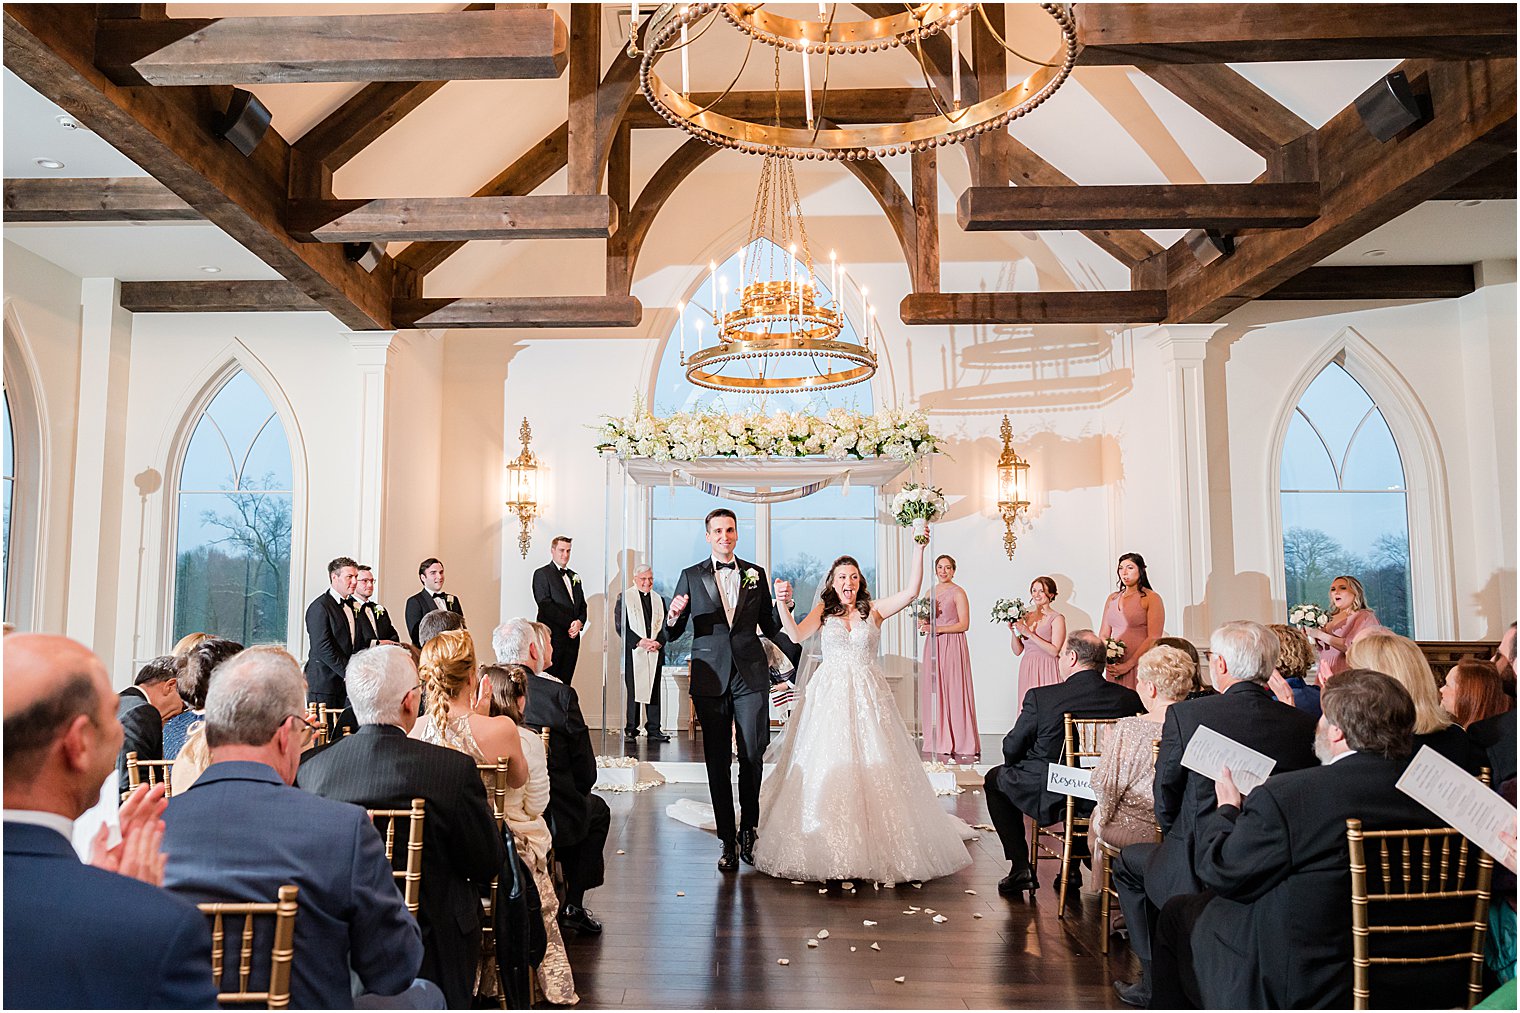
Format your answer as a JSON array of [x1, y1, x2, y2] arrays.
[[990, 598, 1027, 625], [1105, 637, 1126, 664], [594, 398, 940, 462], [909, 595, 934, 634], [890, 483, 947, 544], [1288, 602, 1330, 629], [742, 567, 759, 589]]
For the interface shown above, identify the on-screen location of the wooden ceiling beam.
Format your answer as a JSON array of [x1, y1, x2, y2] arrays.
[[1437, 156, 1517, 201], [96, 8, 569, 86], [1140, 64, 1312, 157], [5, 4, 394, 329], [288, 195, 616, 244], [119, 279, 322, 312], [1259, 265, 1476, 301], [1076, 5, 1517, 65], [959, 182, 1320, 231], [900, 291, 1168, 325], [4, 175, 198, 221], [391, 295, 643, 329], [1153, 57, 1516, 323]]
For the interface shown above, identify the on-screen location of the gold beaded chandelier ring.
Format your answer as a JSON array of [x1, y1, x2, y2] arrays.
[[638, 3, 1078, 161]]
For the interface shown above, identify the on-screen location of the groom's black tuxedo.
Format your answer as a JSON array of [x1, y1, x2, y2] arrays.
[[667, 556, 788, 848]]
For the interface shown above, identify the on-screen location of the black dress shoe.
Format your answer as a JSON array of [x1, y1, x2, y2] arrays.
[[997, 869, 1035, 897], [718, 843, 739, 872], [559, 904, 603, 936], [646, 731, 671, 742], [1113, 977, 1151, 1007], [738, 827, 757, 865], [622, 728, 639, 738]]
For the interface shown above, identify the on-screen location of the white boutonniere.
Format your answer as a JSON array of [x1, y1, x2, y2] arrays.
[[742, 568, 759, 589], [571, 573, 582, 586], [444, 594, 455, 608], [350, 600, 362, 614], [373, 604, 386, 617]]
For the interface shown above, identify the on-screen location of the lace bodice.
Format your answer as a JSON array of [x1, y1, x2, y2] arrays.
[[818, 615, 879, 666]]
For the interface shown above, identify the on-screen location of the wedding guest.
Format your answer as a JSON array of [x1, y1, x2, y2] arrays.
[[481, 663, 579, 1005], [116, 656, 182, 793], [1442, 658, 1514, 729], [1100, 552, 1165, 690], [405, 558, 465, 648], [532, 537, 589, 684], [1267, 623, 1321, 720], [170, 631, 209, 658], [411, 630, 526, 788], [1348, 632, 1484, 772], [1011, 576, 1067, 716], [613, 564, 670, 742], [354, 564, 400, 648], [417, 608, 466, 648], [1305, 574, 1380, 679], [304, 556, 363, 710], [1150, 637, 1209, 698], [1090, 645, 1194, 854], [918, 554, 978, 763], [162, 636, 242, 760]]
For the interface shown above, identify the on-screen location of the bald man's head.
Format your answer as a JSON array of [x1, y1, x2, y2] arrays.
[[4, 634, 121, 816]]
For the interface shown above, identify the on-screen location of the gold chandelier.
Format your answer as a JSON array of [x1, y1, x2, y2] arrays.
[[637, 3, 1077, 161], [682, 153, 876, 393]]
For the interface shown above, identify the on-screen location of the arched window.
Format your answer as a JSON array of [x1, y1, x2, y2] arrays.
[[1280, 362, 1412, 635], [2, 387, 12, 618], [172, 370, 293, 645]]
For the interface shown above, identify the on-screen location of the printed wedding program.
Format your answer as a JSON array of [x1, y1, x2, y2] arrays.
[[1396, 745, 1518, 864], [1180, 724, 1277, 794]]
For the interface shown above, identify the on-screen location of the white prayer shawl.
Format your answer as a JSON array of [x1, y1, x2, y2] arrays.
[[622, 586, 664, 701]]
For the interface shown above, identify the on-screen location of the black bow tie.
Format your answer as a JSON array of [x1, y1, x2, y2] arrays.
[[715, 561, 737, 571], [559, 568, 571, 576], [361, 600, 375, 609], [342, 595, 355, 605], [432, 592, 447, 601]]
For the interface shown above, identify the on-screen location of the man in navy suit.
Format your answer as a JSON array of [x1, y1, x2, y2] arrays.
[[163, 646, 441, 1009], [983, 629, 1144, 896], [405, 557, 465, 647], [4, 633, 216, 1010], [305, 555, 362, 708]]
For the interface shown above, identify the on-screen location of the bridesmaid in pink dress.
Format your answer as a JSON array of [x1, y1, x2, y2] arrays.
[[1010, 576, 1067, 714], [1099, 552, 1165, 690], [918, 555, 979, 763], [1306, 574, 1380, 680]]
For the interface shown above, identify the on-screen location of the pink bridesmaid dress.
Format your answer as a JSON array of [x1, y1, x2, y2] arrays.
[[920, 589, 980, 763], [1101, 590, 1162, 690], [1015, 611, 1062, 713], [1319, 608, 1380, 678]]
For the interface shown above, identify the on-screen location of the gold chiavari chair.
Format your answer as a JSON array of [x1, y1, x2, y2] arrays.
[[124, 751, 175, 800], [197, 884, 300, 1009], [1097, 738, 1163, 954], [474, 756, 510, 1010], [304, 704, 329, 749], [314, 704, 350, 742], [538, 727, 568, 901], [366, 798, 426, 916], [1022, 717, 1120, 907], [1346, 819, 1495, 1010]]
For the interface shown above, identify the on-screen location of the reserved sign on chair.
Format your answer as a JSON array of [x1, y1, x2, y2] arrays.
[[1046, 763, 1097, 801]]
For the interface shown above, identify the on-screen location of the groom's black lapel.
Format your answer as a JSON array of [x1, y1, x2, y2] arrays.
[[731, 558, 750, 617], [700, 560, 721, 616]]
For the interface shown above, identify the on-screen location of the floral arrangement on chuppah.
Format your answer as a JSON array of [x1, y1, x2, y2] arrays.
[[594, 398, 940, 462]]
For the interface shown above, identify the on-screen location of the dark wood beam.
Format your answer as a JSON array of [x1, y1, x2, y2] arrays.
[[567, 4, 601, 194], [623, 88, 941, 128], [1152, 57, 1516, 323], [1140, 65, 1311, 157], [958, 182, 1320, 231], [1076, 5, 1517, 64], [900, 291, 1168, 325], [1437, 157, 1516, 201], [4, 175, 198, 221], [288, 195, 617, 243], [119, 280, 322, 312], [6, 4, 393, 329], [910, 148, 939, 293], [97, 8, 569, 85], [391, 295, 643, 329], [1259, 265, 1476, 301]]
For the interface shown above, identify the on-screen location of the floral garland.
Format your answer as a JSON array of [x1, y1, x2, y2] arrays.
[[595, 400, 940, 462]]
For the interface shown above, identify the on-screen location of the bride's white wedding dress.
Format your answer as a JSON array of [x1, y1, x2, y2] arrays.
[[752, 615, 974, 884]]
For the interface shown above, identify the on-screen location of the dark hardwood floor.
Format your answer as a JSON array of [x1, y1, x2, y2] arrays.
[[563, 732, 1137, 1010]]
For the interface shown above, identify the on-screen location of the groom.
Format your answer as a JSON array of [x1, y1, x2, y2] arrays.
[[666, 507, 791, 872]]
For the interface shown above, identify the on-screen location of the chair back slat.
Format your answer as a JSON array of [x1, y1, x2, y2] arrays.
[[365, 799, 427, 916], [476, 758, 509, 827], [125, 751, 175, 798], [196, 883, 299, 1009]]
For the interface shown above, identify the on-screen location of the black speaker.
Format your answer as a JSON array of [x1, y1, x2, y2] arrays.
[[1354, 71, 1426, 143], [212, 88, 273, 157], [1184, 228, 1234, 266], [344, 242, 384, 273]]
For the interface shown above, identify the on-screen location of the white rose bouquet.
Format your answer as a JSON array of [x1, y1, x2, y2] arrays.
[[1288, 602, 1330, 629], [890, 483, 946, 544], [909, 595, 934, 634], [1104, 637, 1126, 664], [989, 598, 1026, 625]]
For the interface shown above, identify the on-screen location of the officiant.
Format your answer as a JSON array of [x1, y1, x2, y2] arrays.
[[613, 563, 670, 742]]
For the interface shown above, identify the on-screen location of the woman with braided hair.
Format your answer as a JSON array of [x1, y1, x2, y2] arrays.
[[412, 628, 526, 785]]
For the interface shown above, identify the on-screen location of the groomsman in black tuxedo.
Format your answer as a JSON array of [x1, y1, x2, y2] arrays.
[[665, 508, 789, 871], [353, 565, 400, 649], [532, 536, 588, 684], [405, 557, 465, 647], [304, 556, 362, 709]]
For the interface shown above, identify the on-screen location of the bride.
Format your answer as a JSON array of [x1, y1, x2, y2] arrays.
[[757, 526, 974, 884]]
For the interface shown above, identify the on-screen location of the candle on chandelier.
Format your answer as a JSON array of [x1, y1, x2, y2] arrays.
[[867, 304, 876, 349], [695, 318, 703, 351], [951, 20, 961, 108], [802, 46, 814, 128], [818, 2, 827, 19], [829, 250, 838, 304], [720, 275, 729, 320], [632, 1, 639, 27], [679, 300, 686, 359], [680, 17, 690, 97]]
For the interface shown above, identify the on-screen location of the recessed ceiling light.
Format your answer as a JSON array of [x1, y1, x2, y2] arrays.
[[54, 114, 82, 131], [1363, 249, 1387, 258], [33, 158, 65, 170], [1457, 199, 1483, 208], [199, 265, 222, 274]]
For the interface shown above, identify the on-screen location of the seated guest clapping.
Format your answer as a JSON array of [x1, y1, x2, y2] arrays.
[[493, 618, 610, 938], [298, 646, 505, 1010], [1089, 645, 1194, 853], [1149, 670, 1447, 1009], [163, 646, 441, 1010], [482, 663, 580, 1005], [4, 634, 216, 1010], [1348, 631, 1486, 773]]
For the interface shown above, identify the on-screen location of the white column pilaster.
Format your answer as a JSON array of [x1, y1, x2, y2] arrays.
[[1142, 324, 1227, 641], [345, 331, 397, 569]]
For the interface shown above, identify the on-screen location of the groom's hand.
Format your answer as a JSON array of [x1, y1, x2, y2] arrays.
[[667, 594, 689, 624], [774, 579, 793, 610]]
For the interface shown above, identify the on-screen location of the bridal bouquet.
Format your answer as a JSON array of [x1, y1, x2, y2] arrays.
[[1104, 637, 1126, 664], [891, 483, 946, 544], [909, 595, 934, 634], [989, 598, 1027, 625], [1288, 602, 1330, 629]]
